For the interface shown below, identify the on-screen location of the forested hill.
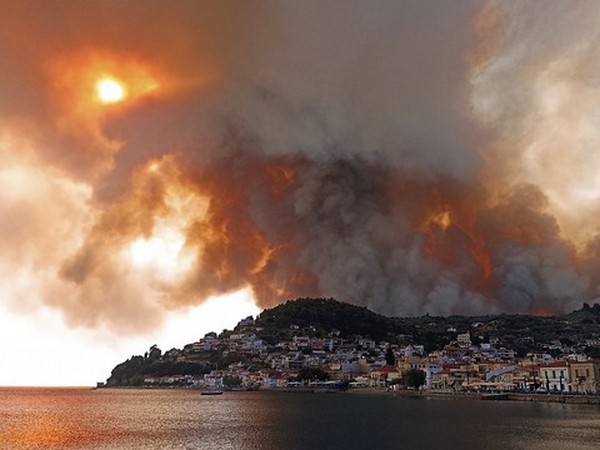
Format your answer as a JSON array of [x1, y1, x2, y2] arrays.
[[254, 298, 396, 342], [253, 298, 600, 353]]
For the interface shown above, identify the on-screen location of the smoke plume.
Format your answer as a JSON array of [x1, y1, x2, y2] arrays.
[[2, 1, 600, 333]]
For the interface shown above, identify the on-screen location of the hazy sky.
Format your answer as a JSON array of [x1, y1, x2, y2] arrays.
[[2, 1, 600, 385]]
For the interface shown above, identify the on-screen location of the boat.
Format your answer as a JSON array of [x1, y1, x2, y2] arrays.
[[481, 393, 509, 401], [201, 389, 223, 396]]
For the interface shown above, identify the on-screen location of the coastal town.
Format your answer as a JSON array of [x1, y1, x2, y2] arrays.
[[105, 299, 600, 398]]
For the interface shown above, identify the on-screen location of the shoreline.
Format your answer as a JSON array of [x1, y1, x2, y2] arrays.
[[396, 390, 600, 405], [277, 387, 600, 405], [98, 385, 600, 405]]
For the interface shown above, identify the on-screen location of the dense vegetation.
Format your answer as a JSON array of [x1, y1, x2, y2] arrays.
[[106, 345, 213, 386], [255, 297, 397, 342], [108, 357, 210, 386], [255, 298, 600, 355], [402, 368, 426, 389]]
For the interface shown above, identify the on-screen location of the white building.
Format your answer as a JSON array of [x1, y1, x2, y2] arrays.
[[540, 361, 569, 392], [457, 332, 471, 346]]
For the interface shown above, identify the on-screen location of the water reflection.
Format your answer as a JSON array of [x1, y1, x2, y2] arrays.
[[0, 388, 599, 449]]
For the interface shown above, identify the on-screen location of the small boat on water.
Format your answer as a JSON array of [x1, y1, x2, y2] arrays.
[[201, 389, 223, 396], [481, 393, 509, 401]]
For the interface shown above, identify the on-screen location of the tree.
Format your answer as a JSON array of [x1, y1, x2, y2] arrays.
[[403, 368, 426, 389], [296, 367, 330, 382], [223, 375, 243, 387], [148, 345, 162, 361], [385, 347, 396, 366]]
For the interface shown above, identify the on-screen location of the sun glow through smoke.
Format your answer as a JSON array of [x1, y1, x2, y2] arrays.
[[96, 78, 126, 104], [127, 227, 192, 279]]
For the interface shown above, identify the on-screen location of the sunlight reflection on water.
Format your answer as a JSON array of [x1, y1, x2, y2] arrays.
[[0, 388, 599, 449]]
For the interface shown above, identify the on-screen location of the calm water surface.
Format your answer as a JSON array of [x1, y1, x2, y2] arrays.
[[0, 388, 599, 449]]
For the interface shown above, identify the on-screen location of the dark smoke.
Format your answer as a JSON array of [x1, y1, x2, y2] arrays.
[[2, 1, 600, 333]]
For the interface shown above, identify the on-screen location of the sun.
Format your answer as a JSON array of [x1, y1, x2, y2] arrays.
[[96, 78, 126, 104]]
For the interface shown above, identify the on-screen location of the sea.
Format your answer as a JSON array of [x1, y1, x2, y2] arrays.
[[0, 388, 599, 449]]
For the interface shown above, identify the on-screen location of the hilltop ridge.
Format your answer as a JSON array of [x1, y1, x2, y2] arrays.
[[253, 298, 600, 354]]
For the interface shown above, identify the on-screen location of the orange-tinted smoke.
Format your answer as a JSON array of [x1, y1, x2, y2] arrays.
[[5, 0, 600, 333], [469, 0, 502, 75]]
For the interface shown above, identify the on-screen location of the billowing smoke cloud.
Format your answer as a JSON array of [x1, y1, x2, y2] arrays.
[[2, 0, 600, 333]]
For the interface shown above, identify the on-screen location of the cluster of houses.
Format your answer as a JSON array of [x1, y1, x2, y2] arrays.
[[142, 318, 600, 395]]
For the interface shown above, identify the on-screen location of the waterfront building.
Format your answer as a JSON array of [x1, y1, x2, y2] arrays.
[[540, 361, 569, 392], [568, 360, 600, 394]]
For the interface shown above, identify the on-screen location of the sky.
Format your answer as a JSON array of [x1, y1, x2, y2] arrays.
[[2, 1, 600, 385]]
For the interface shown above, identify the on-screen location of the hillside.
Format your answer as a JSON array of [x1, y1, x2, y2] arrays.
[[254, 297, 398, 342], [253, 298, 600, 355], [105, 298, 600, 386]]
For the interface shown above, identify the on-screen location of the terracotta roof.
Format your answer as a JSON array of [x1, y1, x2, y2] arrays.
[[540, 361, 569, 368]]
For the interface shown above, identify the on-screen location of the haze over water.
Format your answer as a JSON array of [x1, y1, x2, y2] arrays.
[[1, 388, 599, 449]]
